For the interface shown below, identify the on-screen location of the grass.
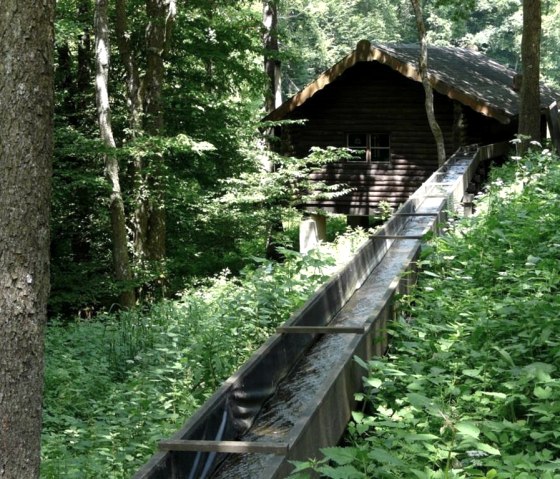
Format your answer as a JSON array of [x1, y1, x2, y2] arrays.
[[290, 149, 560, 479]]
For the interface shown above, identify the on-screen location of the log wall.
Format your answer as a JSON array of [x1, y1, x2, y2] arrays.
[[281, 62, 516, 214]]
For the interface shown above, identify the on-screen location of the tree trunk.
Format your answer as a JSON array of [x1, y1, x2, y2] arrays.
[[115, 0, 175, 264], [95, 0, 136, 308], [144, 0, 176, 135], [0, 1, 54, 477], [115, 0, 143, 134], [518, 0, 542, 147], [77, 0, 94, 126], [410, 0, 447, 166], [141, 0, 176, 262], [263, 0, 282, 113], [262, 0, 285, 259]]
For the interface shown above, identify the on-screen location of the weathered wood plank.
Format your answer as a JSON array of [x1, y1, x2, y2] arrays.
[[159, 440, 289, 455], [277, 326, 365, 334]]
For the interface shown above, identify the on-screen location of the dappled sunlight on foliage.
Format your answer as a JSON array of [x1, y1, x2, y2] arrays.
[[290, 150, 560, 478], [41, 227, 369, 478]]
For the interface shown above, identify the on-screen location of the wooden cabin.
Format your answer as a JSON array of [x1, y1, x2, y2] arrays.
[[264, 40, 559, 216]]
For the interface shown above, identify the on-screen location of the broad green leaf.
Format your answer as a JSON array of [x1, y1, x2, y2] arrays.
[[365, 377, 383, 388], [403, 433, 439, 442], [463, 368, 483, 379], [423, 271, 440, 278], [406, 393, 433, 409], [456, 421, 480, 439], [479, 391, 507, 399], [368, 448, 406, 466], [351, 411, 364, 423], [288, 460, 317, 473], [523, 362, 555, 382], [477, 443, 501, 456], [492, 346, 515, 366], [317, 464, 364, 479], [320, 447, 357, 466], [534, 385, 553, 399], [353, 355, 369, 370]]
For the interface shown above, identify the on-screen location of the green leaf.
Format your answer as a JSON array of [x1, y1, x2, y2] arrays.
[[456, 421, 480, 439], [479, 391, 507, 399], [353, 355, 369, 370], [406, 393, 433, 409], [288, 459, 317, 473], [352, 411, 364, 423], [365, 377, 383, 388], [533, 386, 553, 399], [368, 448, 406, 466], [477, 443, 501, 456], [403, 433, 439, 442], [317, 464, 364, 479], [492, 346, 516, 367], [320, 447, 357, 466], [523, 362, 555, 382], [423, 271, 440, 278]]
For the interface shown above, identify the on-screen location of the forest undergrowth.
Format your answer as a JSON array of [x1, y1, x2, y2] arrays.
[[290, 149, 560, 479], [41, 225, 369, 478]]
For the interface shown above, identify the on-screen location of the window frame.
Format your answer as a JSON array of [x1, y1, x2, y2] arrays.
[[346, 132, 391, 163]]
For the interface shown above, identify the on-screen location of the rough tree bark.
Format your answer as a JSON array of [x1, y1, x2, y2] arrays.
[[95, 0, 136, 308], [263, 0, 282, 114], [77, 0, 94, 103], [115, 0, 143, 134], [142, 0, 176, 261], [262, 0, 285, 260], [518, 0, 542, 146], [410, 0, 447, 166], [0, 1, 55, 477], [114, 0, 176, 263]]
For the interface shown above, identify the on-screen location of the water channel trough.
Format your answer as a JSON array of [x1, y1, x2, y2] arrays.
[[133, 142, 509, 479]]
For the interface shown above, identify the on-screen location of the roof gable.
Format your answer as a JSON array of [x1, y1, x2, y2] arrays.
[[264, 40, 558, 125]]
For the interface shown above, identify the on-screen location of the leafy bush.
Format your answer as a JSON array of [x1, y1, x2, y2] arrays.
[[290, 149, 560, 479], [42, 228, 369, 478]]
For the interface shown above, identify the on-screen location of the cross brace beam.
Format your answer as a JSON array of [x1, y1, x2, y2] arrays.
[[277, 325, 365, 334], [159, 440, 289, 455]]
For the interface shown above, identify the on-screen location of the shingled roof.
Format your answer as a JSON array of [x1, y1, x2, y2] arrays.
[[264, 40, 559, 125]]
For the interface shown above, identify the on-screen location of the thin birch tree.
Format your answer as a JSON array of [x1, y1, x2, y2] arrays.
[[95, 0, 136, 307], [410, 0, 447, 166]]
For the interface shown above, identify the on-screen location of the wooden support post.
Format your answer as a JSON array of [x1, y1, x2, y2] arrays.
[[462, 193, 474, 217], [311, 213, 327, 241], [299, 218, 318, 254]]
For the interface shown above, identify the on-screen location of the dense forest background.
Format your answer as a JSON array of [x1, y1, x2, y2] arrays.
[[51, 0, 560, 317]]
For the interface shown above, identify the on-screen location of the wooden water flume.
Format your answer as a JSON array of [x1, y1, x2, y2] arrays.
[[133, 142, 508, 479]]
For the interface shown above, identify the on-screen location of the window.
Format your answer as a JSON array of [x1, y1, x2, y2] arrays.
[[347, 133, 391, 162]]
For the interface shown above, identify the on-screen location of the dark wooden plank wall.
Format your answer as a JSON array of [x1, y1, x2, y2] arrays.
[[462, 106, 517, 146], [281, 62, 515, 215]]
